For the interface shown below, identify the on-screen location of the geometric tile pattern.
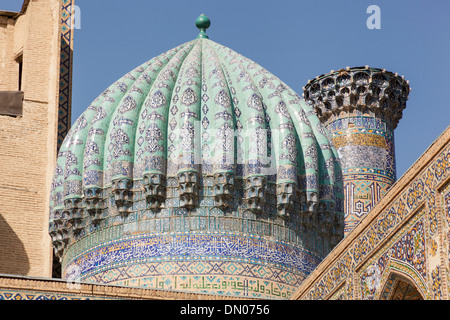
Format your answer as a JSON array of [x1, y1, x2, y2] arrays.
[[51, 0, 75, 278], [57, 0, 74, 151], [328, 114, 397, 235], [359, 212, 427, 299], [86, 266, 301, 299], [343, 178, 391, 233], [0, 290, 106, 300]]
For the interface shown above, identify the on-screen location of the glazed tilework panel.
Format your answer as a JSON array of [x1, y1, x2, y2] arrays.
[[63, 231, 320, 299], [326, 115, 396, 235], [359, 208, 427, 299], [343, 176, 392, 234], [86, 264, 301, 299], [327, 114, 396, 181], [296, 141, 450, 300], [329, 283, 348, 300]]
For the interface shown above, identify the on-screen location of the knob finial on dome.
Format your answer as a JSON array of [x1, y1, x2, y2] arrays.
[[196, 14, 210, 39]]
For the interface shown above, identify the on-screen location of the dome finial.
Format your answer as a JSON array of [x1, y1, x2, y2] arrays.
[[196, 14, 210, 39]]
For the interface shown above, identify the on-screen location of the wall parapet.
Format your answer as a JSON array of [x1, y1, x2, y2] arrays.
[[0, 274, 248, 300]]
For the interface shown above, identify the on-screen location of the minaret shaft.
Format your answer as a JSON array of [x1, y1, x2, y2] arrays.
[[303, 67, 410, 235]]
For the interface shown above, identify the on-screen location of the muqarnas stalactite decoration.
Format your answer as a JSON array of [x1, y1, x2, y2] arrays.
[[143, 172, 166, 209], [244, 175, 267, 213], [213, 171, 234, 209], [111, 178, 133, 216], [276, 181, 296, 218], [178, 170, 199, 210]]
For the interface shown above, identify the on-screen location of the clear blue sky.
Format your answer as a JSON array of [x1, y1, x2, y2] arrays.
[[2, 0, 449, 178]]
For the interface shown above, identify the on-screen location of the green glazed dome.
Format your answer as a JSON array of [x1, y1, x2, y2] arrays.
[[49, 20, 344, 299]]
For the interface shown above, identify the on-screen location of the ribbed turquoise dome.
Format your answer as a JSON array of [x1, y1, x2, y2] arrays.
[[49, 31, 344, 299]]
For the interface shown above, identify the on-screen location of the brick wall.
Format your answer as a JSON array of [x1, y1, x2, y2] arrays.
[[0, 0, 61, 278]]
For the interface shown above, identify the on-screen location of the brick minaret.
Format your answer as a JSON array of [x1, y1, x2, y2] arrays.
[[303, 66, 410, 235]]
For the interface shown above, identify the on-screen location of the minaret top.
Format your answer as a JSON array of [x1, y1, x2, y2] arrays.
[[303, 66, 410, 129]]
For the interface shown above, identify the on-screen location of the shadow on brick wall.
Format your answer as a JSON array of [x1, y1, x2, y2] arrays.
[[0, 214, 29, 275]]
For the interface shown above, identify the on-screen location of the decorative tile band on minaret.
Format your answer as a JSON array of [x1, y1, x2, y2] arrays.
[[303, 66, 410, 235]]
